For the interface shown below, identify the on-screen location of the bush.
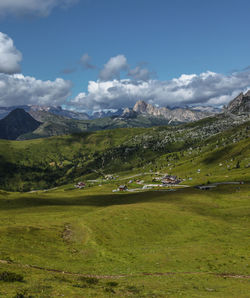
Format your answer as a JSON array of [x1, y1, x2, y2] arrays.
[[78, 276, 99, 285], [106, 281, 118, 287], [0, 271, 24, 282], [13, 290, 33, 298]]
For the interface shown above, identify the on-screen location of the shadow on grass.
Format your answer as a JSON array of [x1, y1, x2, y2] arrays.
[[0, 189, 183, 210], [1, 185, 249, 224], [202, 146, 233, 164]]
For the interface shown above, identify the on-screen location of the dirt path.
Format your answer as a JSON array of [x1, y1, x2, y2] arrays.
[[1, 259, 249, 280]]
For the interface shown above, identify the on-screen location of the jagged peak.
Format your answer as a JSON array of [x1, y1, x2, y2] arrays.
[[133, 100, 148, 112], [227, 90, 250, 114]]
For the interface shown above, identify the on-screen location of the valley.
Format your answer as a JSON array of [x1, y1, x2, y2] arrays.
[[0, 94, 249, 297]]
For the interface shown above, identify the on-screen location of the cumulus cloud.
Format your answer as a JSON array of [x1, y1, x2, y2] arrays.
[[99, 54, 128, 81], [0, 73, 72, 107], [71, 69, 250, 110], [0, 32, 22, 74], [0, 0, 79, 18], [80, 53, 96, 70]]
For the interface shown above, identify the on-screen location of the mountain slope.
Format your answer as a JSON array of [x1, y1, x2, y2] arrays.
[[0, 108, 41, 140]]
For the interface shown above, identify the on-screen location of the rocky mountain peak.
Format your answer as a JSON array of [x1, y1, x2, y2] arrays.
[[133, 100, 148, 113], [226, 90, 250, 114]]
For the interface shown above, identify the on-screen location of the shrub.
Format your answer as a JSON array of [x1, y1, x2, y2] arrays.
[[78, 276, 99, 285], [0, 271, 24, 282], [106, 281, 118, 287]]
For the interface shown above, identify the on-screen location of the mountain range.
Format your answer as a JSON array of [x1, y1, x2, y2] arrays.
[[0, 91, 249, 140], [0, 101, 220, 121]]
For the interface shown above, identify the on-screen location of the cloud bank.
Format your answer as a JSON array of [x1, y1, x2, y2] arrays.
[[0, 74, 72, 107], [0, 0, 79, 18], [0, 32, 22, 74], [0, 32, 72, 107], [1, 39, 249, 111], [71, 68, 250, 110]]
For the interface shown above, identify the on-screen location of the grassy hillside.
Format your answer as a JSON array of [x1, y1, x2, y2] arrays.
[[0, 183, 249, 297], [0, 115, 249, 191]]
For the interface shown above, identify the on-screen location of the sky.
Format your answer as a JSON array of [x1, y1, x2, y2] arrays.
[[0, 0, 250, 112]]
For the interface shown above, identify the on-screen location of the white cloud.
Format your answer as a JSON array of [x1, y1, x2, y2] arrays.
[[99, 54, 128, 81], [0, 32, 22, 74], [0, 73, 72, 107], [0, 0, 79, 18], [80, 53, 96, 69], [71, 69, 250, 110]]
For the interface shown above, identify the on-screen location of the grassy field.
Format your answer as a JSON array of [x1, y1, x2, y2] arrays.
[[0, 182, 249, 297]]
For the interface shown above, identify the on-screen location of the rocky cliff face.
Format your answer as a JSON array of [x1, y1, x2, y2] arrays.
[[0, 108, 41, 140], [132, 100, 213, 122], [226, 91, 250, 114]]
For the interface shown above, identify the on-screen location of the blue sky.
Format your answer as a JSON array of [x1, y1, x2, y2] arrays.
[[0, 0, 250, 111]]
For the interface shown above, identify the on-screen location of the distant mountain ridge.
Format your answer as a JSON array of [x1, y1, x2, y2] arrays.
[[0, 105, 90, 121], [0, 91, 249, 140], [0, 102, 220, 121]]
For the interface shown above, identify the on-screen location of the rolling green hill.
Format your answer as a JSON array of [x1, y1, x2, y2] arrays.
[[0, 113, 249, 191]]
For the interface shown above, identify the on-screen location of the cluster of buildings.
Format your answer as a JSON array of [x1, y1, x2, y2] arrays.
[[153, 174, 182, 185]]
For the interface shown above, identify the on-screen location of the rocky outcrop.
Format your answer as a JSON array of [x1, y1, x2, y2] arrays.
[[226, 91, 250, 114]]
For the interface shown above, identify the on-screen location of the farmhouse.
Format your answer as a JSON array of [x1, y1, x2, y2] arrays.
[[74, 182, 85, 189], [119, 185, 128, 191]]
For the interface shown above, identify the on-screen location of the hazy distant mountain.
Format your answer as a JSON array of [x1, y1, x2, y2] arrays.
[[28, 105, 90, 120], [0, 105, 90, 121], [226, 91, 250, 114], [190, 105, 222, 114], [90, 109, 123, 119], [0, 108, 41, 140]]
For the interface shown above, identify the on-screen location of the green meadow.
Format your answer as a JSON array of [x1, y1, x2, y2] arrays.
[[0, 182, 249, 297]]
